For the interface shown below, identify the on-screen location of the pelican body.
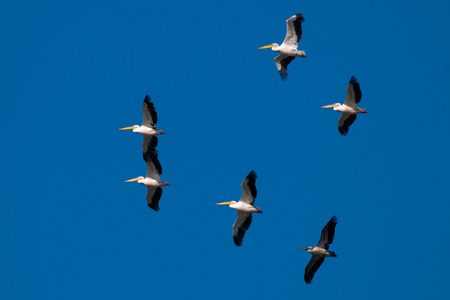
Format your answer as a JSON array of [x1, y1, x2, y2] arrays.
[[259, 14, 306, 80], [302, 246, 337, 258], [322, 76, 366, 135], [299, 216, 338, 284], [216, 171, 262, 246]]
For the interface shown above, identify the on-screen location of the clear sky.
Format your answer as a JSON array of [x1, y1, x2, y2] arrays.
[[1, 0, 450, 299]]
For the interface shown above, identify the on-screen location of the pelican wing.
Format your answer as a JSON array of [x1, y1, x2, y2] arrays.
[[142, 135, 158, 162], [275, 54, 295, 80], [240, 170, 257, 205], [304, 255, 325, 284], [343, 76, 362, 106], [147, 187, 163, 212], [145, 147, 162, 176], [232, 212, 252, 246], [282, 14, 304, 46], [338, 114, 357, 136], [142, 95, 158, 127], [317, 216, 338, 249]]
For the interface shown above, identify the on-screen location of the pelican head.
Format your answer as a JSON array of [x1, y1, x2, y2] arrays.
[[125, 176, 144, 183], [258, 43, 279, 50], [119, 125, 140, 131], [216, 201, 237, 206], [321, 103, 341, 109]]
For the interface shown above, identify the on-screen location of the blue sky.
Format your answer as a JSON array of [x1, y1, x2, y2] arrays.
[[1, 0, 450, 299]]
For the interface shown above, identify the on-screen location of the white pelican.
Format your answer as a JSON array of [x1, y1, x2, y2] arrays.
[[322, 76, 366, 136], [125, 144, 170, 212], [119, 95, 165, 137], [298, 216, 338, 284], [259, 14, 306, 80], [216, 171, 262, 246]]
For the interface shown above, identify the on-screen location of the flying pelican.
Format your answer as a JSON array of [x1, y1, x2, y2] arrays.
[[259, 14, 306, 80], [216, 171, 262, 246], [119, 94, 165, 137], [298, 216, 338, 284], [125, 144, 170, 212], [322, 76, 366, 136]]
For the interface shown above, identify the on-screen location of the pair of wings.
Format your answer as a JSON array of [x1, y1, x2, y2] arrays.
[[275, 14, 304, 80], [338, 76, 363, 135], [304, 216, 338, 284], [232, 171, 258, 246]]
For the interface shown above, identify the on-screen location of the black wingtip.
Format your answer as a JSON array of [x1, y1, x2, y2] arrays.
[[247, 170, 257, 180], [233, 237, 243, 247], [349, 75, 359, 85], [329, 216, 338, 224], [148, 203, 160, 212], [338, 127, 349, 136], [295, 13, 305, 22], [280, 71, 288, 80]]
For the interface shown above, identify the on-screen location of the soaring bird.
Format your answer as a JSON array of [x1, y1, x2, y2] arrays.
[[322, 76, 366, 136], [216, 171, 262, 246], [259, 14, 306, 80], [119, 94, 165, 138], [299, 216, 338, 284], [124, 142, 170, 212]]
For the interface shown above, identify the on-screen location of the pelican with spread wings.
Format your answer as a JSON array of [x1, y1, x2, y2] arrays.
[[119, 94, 165, 138], [299, 216, 338, 284], [259, 14, 306, 80], [322, 76, 367, 135], [124, 140, 170, 212], [216, 171, 262, 246]]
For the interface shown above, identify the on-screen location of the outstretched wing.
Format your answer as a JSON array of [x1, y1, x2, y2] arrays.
[[240, 170, 257, 205], [232, 212, 252, 247], [338, 114, 357, 136], [317, 216, 338, 249], [142, 135, 158, 162], [274, 54, 295, 80], [142, 95, 158, 127], [283, 14, 304, 46], [343, 76, 362, 106], [304, 255, 325, 284], [146, 187, 163, 212]]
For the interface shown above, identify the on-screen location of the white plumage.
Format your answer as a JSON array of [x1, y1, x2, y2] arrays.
[[216, 171, 262, 246], [259, 14, 306, 80], [322, 76, 367, 135]]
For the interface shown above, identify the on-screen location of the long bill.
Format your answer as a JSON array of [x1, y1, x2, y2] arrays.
[[119, 126, 136, 130], [216, 202, 233, 205], [321, 104, 340, 108], [258, 44, 276, 49], [298, 247, 309, 251], [125, 177, 140, 182]]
